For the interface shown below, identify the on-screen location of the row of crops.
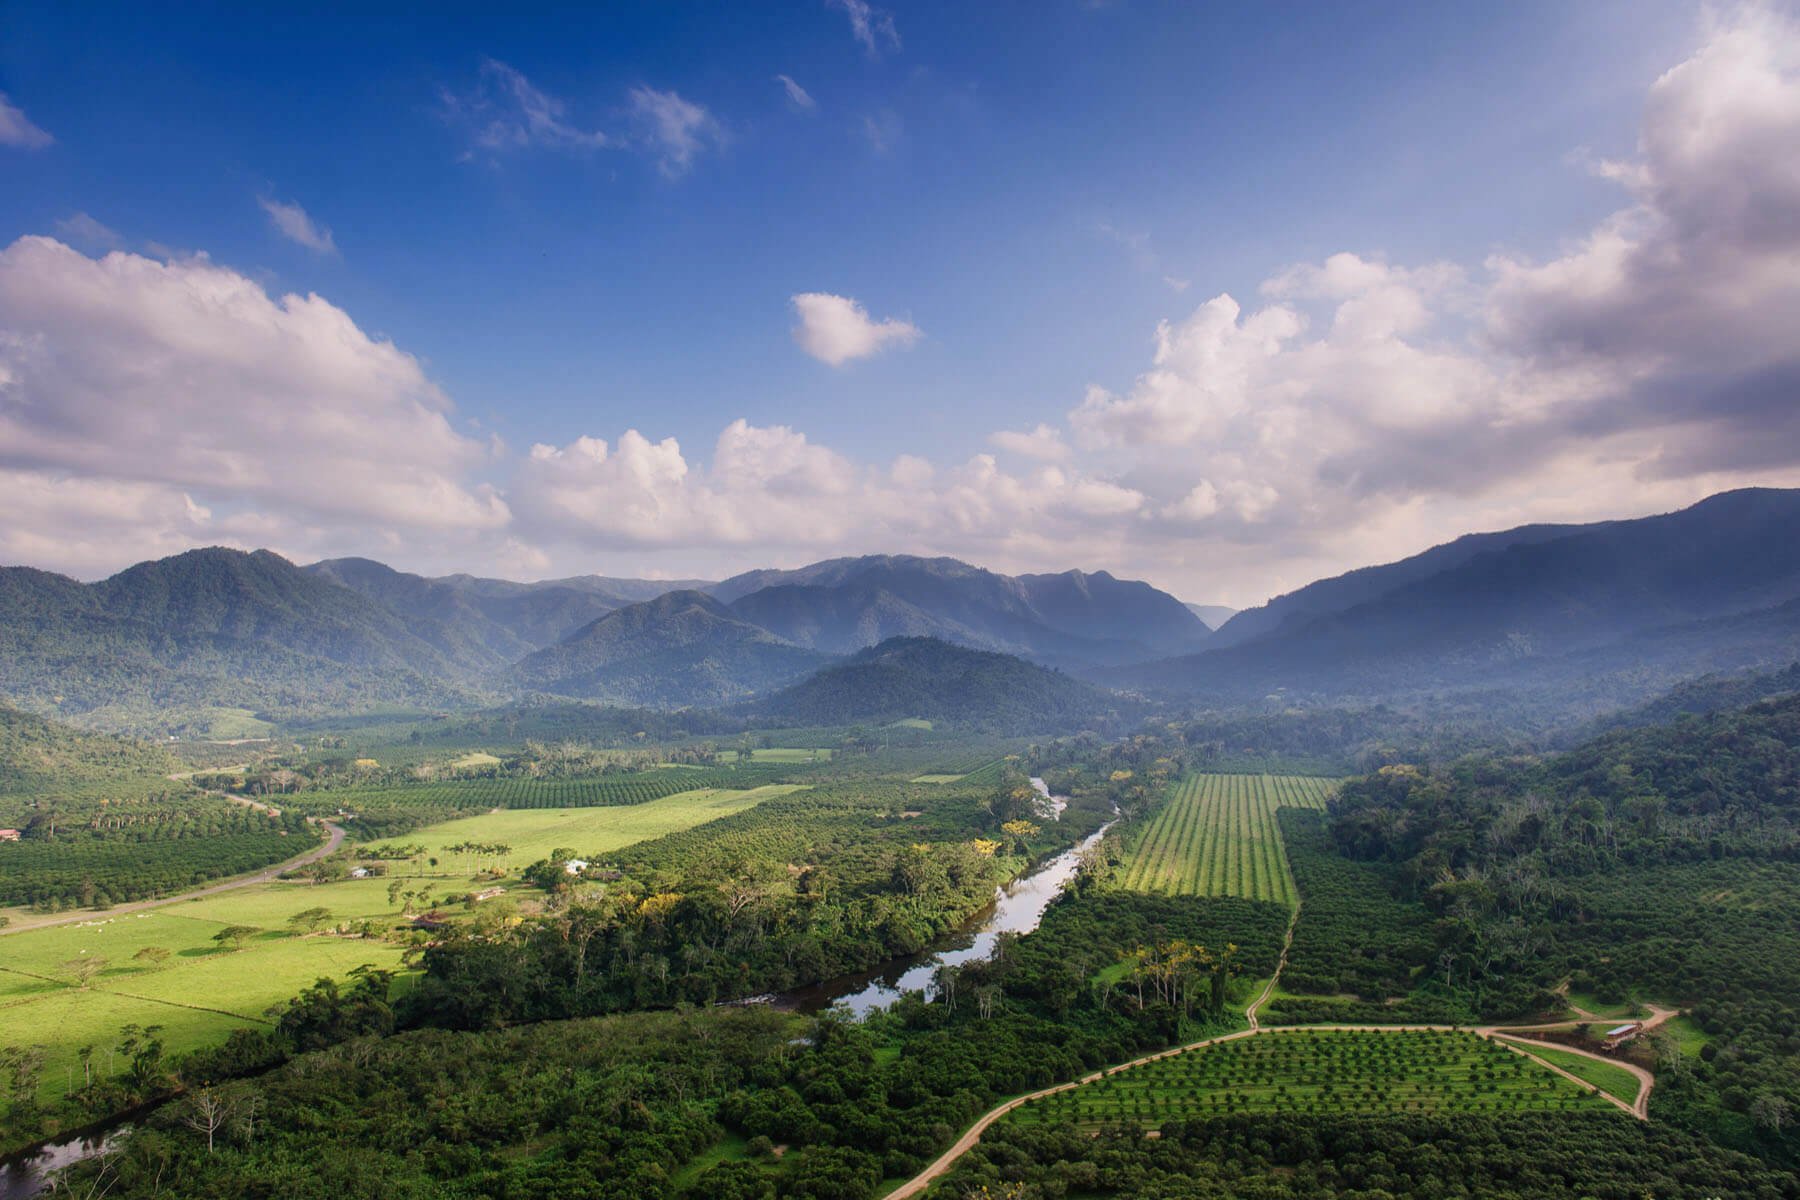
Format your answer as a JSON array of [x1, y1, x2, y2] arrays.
[[1010, 1029, 1614, 1127], [0, 826, 320, 910], [1117, 774, 1335, 905]]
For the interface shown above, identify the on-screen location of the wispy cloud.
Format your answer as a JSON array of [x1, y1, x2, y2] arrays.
[[861, 109, 903, 154], [0, 94, 53, 150], [829, 0, 900, 55], [629, 87, 723, 178], [53, 213, 122, 250], [258, 196, 338, 255], [446, 59, 612, 156], [775, 74, 816, 110]]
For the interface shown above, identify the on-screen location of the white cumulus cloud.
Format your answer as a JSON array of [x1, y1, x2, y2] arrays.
[[990, 425, 1072, 462], [790, 292, 921, 366], [0, 237, 506, 574]]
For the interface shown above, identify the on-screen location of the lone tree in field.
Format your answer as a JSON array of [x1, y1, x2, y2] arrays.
[[62, 954, 107, 988], [287, 906, 333, 934], [213, 925, 261, 951], [133, 945, 171, 967]]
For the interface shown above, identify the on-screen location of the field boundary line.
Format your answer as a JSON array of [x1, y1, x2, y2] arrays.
[[0, 815, 343, 939]]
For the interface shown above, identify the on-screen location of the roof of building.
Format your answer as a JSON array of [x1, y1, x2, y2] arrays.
[[1603, 1023, 1639, 1038]]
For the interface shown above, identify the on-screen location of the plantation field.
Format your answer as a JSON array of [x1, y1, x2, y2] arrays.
[[1010, 1029, 1614, 1129], [0, 893, 409, 1107], [286, 762, 806, 818], [406, 784, 805, 868], [1118, 774, 1334, 904], [749, 747, 833, 763], [1498, 1038, 1643, 1106], [909, 774, 965, 784]]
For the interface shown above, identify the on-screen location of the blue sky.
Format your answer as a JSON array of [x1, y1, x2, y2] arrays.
[[3, 1, 1798, 604]]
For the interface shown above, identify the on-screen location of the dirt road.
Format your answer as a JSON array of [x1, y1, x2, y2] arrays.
[[0, 810, 344, 938]]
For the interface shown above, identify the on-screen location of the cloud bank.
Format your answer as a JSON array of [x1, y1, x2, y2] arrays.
[[6, 12, 1800, 602]]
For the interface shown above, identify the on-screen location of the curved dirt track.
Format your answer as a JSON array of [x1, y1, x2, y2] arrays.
[[885, 907, 1666, 1200]]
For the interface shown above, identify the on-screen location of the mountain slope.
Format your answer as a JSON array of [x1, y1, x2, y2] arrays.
[[509, 590, 830, 706], [1184, 603, 1237, 631], [750, 636, 1135, 732], [1208, 521, 1594, 648], [1122, 489, 1800, 703], [306, 559, 708, 659], [0, 548, 482, 726], [0, 702, 179, 795], [713, 555, 1207, 666]]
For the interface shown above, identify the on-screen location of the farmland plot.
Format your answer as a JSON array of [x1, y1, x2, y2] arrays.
[[1117, 774, 1334, 905], [1011, 1029, 1614, 1129]]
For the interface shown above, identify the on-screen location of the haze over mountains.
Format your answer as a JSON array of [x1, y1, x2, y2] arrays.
[[2, 489, 1798, 733]]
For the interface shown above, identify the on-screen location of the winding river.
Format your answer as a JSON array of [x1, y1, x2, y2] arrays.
[[1, 780, 1098, 1194], [780, 777, 1106, 1016]]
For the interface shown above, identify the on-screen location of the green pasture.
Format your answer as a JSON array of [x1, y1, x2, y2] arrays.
[[1498, 1038, 1642, 1106], [408, 784, 803, 868], [1, 896, 408, 1109]]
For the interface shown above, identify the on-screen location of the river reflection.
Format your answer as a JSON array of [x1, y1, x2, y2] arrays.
[[781, 779, 1106, 1017]]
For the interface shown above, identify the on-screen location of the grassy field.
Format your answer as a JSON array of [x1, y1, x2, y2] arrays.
[[0, 882, 411, 1107], [1500, 1039, 1643, 1106], [0, 784, 795, 1115], [1117, 774, 1335, 904], [407, 784, 803, 868], [1010, 1029, 1615, 1129], [748, 747, 833, 763]]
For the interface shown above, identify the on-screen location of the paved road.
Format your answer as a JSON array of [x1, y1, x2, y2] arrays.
[[0, 802, 344, 938]]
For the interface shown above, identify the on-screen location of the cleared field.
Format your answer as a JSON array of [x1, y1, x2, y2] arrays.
[[749, 747, 832, 763], [1118, 774, 1334, 905], [1, 786, 794, 1117], [408, 784, 803, 868], [1011, 1029, 1614, 1129], [285, 762, 804, 820], [909, 774, 965, 784], [1, 894, 407, 1107], [1499, 1039, 1643, 1106]]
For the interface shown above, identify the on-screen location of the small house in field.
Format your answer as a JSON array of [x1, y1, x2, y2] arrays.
[[349, 867, 372, 879], [0, 829, 20, 842], [474, 887, 507, 901], [1601, 1022, 1641, 1049], [563, 859, 590, 875]]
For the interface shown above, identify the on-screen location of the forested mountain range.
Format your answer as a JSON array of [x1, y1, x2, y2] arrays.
[[306, 558, 715, 664], [0, 548, 481, 724], [6, 489, 1800, 730], [1122, 489, 1800, 709], [509, 590, 834, 707], [745, 636, 1138, 732], [712, 555, 1211, 664]]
